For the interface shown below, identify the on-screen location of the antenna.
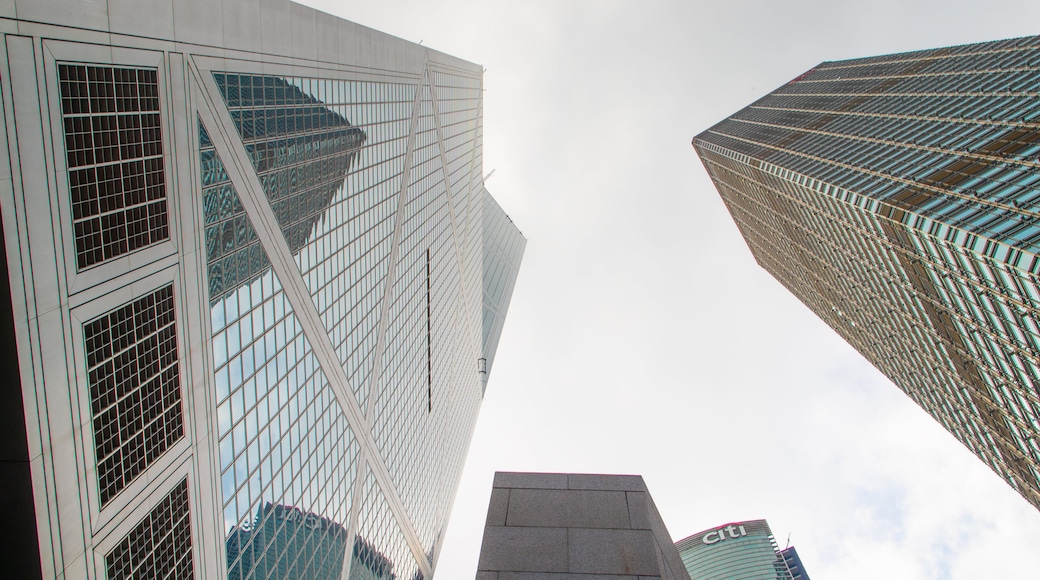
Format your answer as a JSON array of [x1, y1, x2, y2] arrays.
[[483, 169, 496, 183], [784, 533, 791, 550]]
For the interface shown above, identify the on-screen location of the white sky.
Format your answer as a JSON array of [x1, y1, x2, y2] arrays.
[[301, 1, 1040, 578]]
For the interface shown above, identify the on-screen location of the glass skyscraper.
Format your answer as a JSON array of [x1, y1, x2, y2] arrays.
[[675, 519, 804, 580], [0, 1, 524, 578], [694, 35, 1040, 510]]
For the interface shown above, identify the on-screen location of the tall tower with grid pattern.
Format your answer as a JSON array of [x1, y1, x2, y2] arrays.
[[0, 1, 524, 578], [695, 35, 1040, 510]]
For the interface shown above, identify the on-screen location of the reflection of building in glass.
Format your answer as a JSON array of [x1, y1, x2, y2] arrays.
[[0, 1, 524, 578], [201, 75, 367, 305], [695, 36, 1040, 511], [348, 535, 398, 580], [225, 503, 349, 580], [675, 520, 804, 580]]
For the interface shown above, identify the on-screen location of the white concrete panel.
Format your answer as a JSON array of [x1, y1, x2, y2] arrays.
[[370, 29, 391, 71], [258, 0, 291, 58], [6, 37, 62, 325], [63, 551, 89, 580], [0, 34, 60, 577], [289, 1, 316, 61], [336, 18, 357, 67], [173, 0, 224, 47], [353, 23, 373, 70], [29, 453, 57, 578], [222, 0, 262, 53], [40, 307, 87, 576], [108, 0, 174, 40], [14, 0, 109, 32], [314, 6, 338, 64], [381, 33, 400, 73], [0, 88, 10, 187]]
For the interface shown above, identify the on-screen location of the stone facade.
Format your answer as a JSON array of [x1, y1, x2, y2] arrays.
[[476, 472, 691, 580]]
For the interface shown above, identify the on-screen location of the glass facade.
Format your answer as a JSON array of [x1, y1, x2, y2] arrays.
[[202, 65, 524, 579], [695, 35, 1040, 510], [480, 189, 526, 392], [212, 74, 391, 409], [675, 520, 799, 580], [201, 120, 362, 579]]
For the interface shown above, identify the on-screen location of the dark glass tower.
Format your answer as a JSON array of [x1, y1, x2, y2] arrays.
[[694, 35, 1040, 509]]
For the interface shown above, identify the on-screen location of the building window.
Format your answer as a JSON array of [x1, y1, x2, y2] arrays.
[[59, 64, 169, 269], [84, 284, 183, 505], [105, 478, 194, 579]]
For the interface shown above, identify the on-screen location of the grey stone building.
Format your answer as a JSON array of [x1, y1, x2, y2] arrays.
[[476, 472, 691, 580]]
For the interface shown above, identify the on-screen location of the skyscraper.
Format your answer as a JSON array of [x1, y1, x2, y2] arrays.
[[675, 520, 805, 580], [0, 1, 524, 578], [694, 35, 1040, 510]]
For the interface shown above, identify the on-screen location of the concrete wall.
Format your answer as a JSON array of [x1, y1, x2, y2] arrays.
[[476, 472, 691, 580]]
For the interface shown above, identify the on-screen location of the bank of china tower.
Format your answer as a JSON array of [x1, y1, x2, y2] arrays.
[[0, 1, 525, 578]]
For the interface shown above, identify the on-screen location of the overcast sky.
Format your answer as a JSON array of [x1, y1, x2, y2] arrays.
[[302, 1, 1040, 578]]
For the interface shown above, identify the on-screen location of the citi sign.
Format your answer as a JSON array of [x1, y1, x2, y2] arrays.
[[702, 524, 748, 545]]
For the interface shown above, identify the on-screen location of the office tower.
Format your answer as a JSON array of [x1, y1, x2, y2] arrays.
[[0, 1, 525, 578], [694, 35, 1040, 510], [675, 520, 804, 580], [476, 472, 691, 580]]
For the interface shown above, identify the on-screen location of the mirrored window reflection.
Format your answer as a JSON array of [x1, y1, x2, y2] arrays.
[[350, 470, 423, 580], [212, 73, 415, 410], [199, 120, 359, 580], [349, 535, 397, 580], [226, 503, 349, 580]]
